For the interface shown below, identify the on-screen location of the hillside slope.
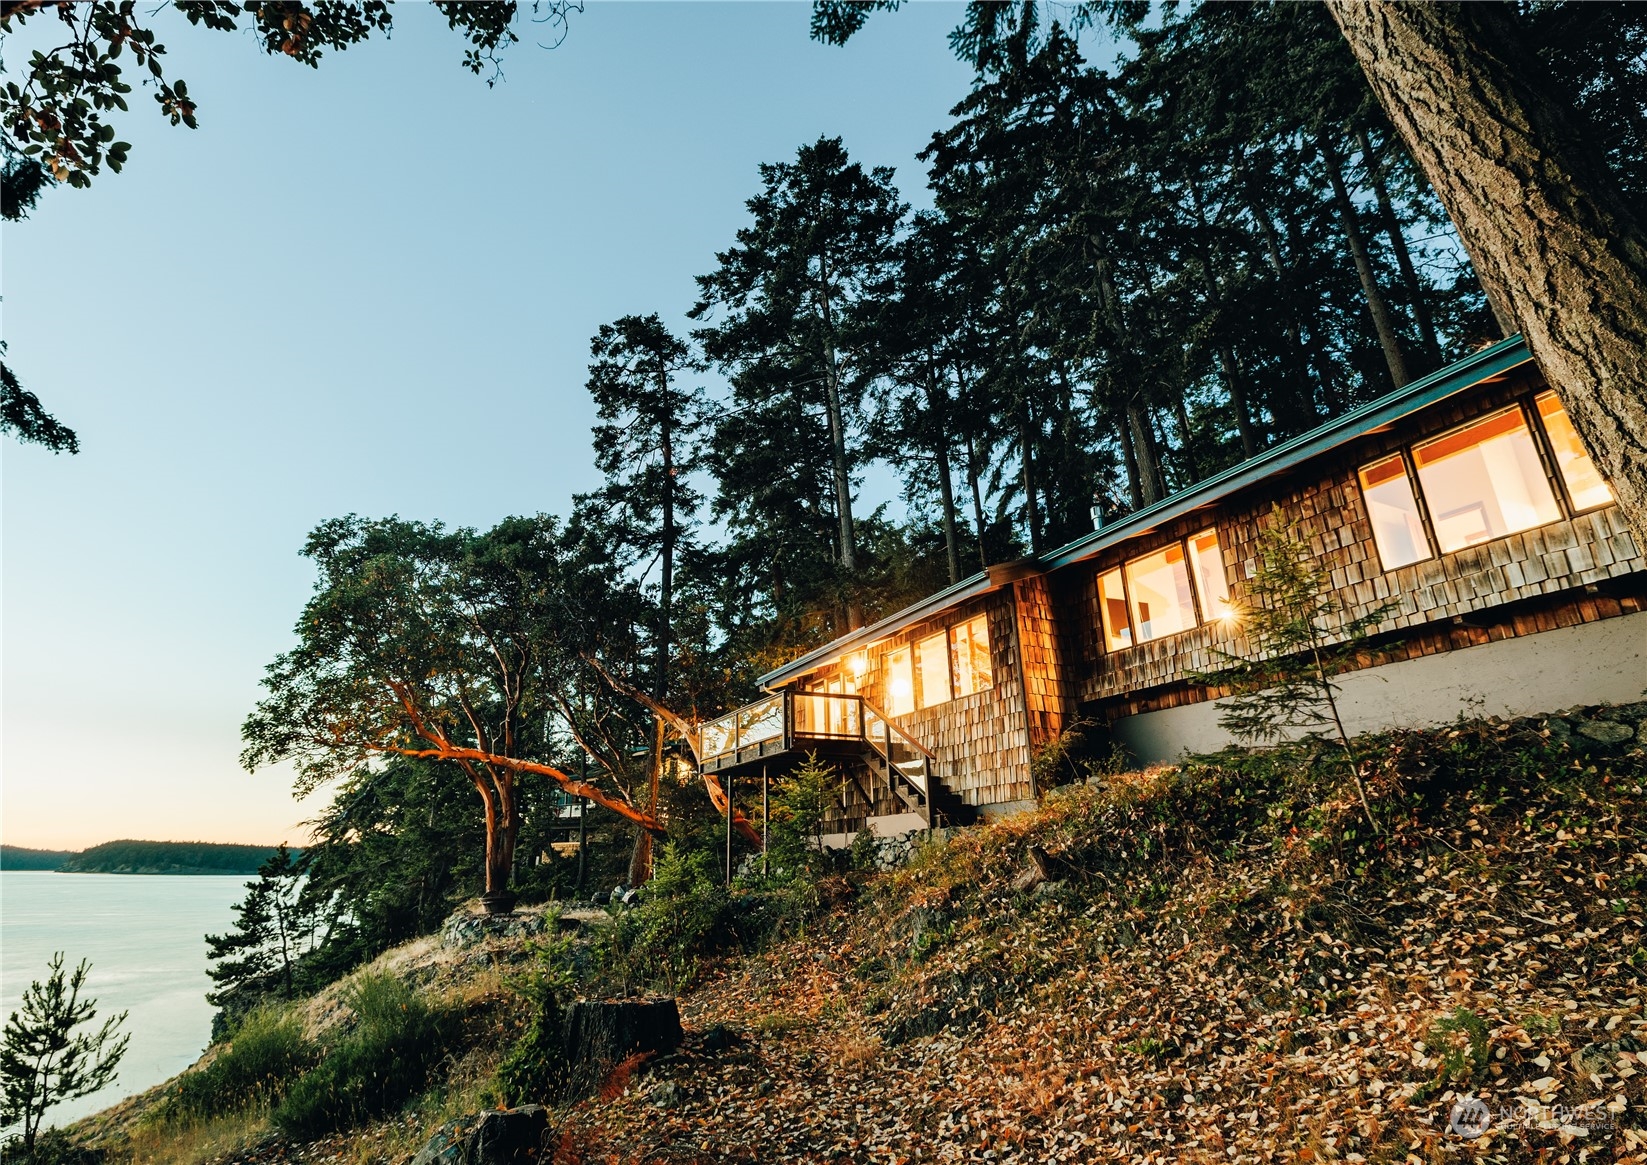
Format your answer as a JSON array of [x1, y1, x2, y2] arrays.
[[557, 709, 1646, 1163], [72, 705, 1646, 1165]]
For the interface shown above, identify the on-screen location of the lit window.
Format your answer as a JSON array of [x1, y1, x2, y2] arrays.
[[1413, 407, 1560, 553], [884, 645, 914, 716], [1187, 528, 1233, 621], [950, 614, 992, 697], [1358, 454, 1432, 570], [1097, 568, 1131, 651], [1125, 543, 1198, 644], [915, 631, 951, 709], [1536, 391, 1613, 511]]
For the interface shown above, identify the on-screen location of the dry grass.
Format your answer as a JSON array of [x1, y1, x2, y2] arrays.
[[116, 1109, 268, 1165]]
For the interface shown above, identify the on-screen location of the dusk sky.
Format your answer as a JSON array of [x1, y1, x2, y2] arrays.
[[1, 2, 1003, 850]]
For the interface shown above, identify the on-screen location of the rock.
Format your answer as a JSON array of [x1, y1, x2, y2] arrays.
[[647, 1081, 684, 1109], [411, 1105, 550, 1165], [440, 910, 548, 950], [1576, 719, 1634, 744], [1638, 720, 1647, 746], [1544, 717, 1572, 739], [1034, 879, 1067, 899]]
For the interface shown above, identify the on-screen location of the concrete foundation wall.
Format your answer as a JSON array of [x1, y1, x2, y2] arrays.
[[1113, 611, 1647, 763]]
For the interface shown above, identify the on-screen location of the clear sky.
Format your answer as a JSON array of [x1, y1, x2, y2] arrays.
[[1, 1, 986, 850]]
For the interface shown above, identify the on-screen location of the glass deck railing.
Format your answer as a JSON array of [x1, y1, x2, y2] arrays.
[[697, 691, 932, 804]]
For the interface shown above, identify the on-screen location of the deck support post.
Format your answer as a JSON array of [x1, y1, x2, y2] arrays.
[[725, 768, 734, 886], [761, 764, 770, 877]]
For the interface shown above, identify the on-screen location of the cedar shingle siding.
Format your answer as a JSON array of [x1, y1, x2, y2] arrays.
[[752, 345, 1644, 823]]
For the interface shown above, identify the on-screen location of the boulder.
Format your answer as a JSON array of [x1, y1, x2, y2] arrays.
[[1576, 719, 1634, 745], [411, 1105, 551, 1165], [440, 910, 548, 950]]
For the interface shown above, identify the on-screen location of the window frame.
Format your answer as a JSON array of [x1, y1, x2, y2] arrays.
[[1410, 401, 1566, 555], [1356, 448, 1437, 572], [1097, 528, 1232, 654], [949, 612, 994, 699], [1529, 389, 1613, 516]]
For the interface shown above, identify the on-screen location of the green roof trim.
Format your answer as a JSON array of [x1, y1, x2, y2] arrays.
[[758, 335, 1532, 691], [1039, 334, 1532, 570]]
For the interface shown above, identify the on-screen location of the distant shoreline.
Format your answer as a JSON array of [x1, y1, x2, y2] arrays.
[[2, 840, 293, 876]]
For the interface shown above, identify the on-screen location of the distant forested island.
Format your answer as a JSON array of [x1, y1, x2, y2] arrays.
[[1, 840, 287, 875], [0, 845, 76, 870]]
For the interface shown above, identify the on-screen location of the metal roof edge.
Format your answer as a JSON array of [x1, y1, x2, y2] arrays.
[[755, 335, 1531, 691], [1038, 335, 1533, 571], [757, 570, 998, 689]]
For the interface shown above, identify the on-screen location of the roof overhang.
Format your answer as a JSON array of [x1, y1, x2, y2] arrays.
[[757, 335, 1533, 691]]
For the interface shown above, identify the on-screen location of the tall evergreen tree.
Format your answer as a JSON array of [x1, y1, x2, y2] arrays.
[[692, 136, 906, 633]]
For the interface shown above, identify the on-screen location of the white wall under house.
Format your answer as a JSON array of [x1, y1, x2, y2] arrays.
[[1112, 610, 1647, 762]]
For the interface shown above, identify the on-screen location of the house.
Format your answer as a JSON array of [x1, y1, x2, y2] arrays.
[[696, 337, 1645, 843]]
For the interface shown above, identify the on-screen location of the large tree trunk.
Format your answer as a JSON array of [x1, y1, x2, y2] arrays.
[[1327, 0, 1647, 543], [1127, 400, 1166, 505], [963, 425, 989, 571], [926, 356, 961, 584], [1319, 129, 1413, 388], [817, 264, 861, 628], [1018, 395, 1042, 555]]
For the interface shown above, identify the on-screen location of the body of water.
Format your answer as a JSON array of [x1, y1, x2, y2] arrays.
[[0, 872, 250, 1127]]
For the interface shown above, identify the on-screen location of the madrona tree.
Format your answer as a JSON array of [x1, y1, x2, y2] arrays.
[[241, 514, 666, 908]]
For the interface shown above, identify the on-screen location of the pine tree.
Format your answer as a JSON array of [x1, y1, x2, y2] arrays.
[[1, 954, 129, 1153], [693, 136, 905, 633], [1199, 507, 1391, 832]]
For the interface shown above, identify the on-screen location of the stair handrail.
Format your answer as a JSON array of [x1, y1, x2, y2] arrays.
[[857, 697, 937, 760]]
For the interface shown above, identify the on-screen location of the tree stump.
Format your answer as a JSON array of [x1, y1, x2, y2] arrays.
[[557, 998, 682, 1102]]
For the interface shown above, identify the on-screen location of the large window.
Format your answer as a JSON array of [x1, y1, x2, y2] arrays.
[[1187, 528, 1233, 621], [1358, 454, 1432, 570], [1536, 391, 1613, 512], [879, 614, 992, 715], [885, 645, 914, 716], [1413, 406, 1560, 553], [1099, 529, 1231, 650], [915, 631, 952, 709], [1127, 543, 1198, 643], [950, 614, 993, 698]]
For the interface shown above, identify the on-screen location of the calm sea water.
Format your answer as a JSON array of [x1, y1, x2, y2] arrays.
[[0, 872, 249, 1127]]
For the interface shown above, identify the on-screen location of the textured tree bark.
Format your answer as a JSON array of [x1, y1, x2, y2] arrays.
[[1327, 0, 1647, 543], [1127, 401, 1166, 505], [1319, 129, 1412, 388], [556, 999, 683, 1102]]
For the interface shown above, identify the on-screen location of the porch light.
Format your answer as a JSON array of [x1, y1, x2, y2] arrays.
[[1216, 599, 1241, 624], [848, 651, 867, 680]]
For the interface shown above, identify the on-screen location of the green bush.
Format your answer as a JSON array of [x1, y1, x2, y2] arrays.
[[270, 974, 456, 1139], [495, 926, 578, 1107], [163, 1006, 314, 1120], [597, 843, 735, 993]]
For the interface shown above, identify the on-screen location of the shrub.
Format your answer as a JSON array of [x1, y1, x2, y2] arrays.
[[597, 844, 735, 993], [271, 974, 457, 1139], [163, 1006, 314, 1121], [495, 927, 578, 1107]]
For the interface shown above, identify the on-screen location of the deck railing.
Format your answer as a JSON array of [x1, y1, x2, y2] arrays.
[[696, 692, 934, 805]]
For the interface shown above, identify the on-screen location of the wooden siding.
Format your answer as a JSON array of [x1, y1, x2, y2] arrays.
[[1063, 366, 1644, 714], [799, 589, 1035, 808], [1012, 571, 1073, 752]]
